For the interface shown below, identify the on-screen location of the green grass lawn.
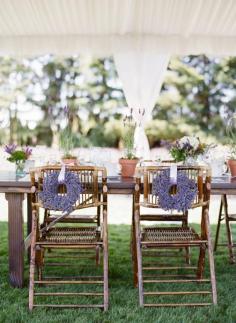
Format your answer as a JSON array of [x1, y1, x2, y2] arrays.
[[0, 221, 236, 323]]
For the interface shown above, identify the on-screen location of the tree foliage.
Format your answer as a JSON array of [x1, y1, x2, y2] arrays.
[[154, 55, 236, 143], [0, 54, 235, 147]]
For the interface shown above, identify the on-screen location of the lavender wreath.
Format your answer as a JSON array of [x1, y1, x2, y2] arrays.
[[39, 171, 83, 213], [152, 169, 197, 212]]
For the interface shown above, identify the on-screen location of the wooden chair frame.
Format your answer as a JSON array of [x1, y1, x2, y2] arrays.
[[134, 165, 217, 307], [131, 160, 190, 287], [29, 166, 108, 311], [214, 194, 236, 263]]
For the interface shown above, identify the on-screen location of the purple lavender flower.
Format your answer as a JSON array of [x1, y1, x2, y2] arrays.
[[183, 141, 192, 151], [64, 106, 69, 115], [4, 144, 17, 155], [152, 169, 197, 212], [23, 146, 32, 158]]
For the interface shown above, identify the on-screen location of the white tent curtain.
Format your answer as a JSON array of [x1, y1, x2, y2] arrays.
[[114, 51, 170, 159], [1, 0, 236, 158]]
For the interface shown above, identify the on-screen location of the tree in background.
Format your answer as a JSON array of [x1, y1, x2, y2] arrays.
[[0, 54, 236, 148], [151, 55, 236, 144], [84, 57, 126, 146], [28, 56, 126, 147], [27, 55, 83, 146], [0, 57, 32, 144]]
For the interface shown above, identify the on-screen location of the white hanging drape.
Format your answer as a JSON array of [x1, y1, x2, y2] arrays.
[[114, 51, 170, 159]]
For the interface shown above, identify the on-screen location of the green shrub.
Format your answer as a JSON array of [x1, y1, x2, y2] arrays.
[[87, 119, 123, 147], [145, 119, 211, 147], [145, 119, 184, 147], [73, 133, 91, 147], [104, 119, 124, 148], [0, 129, 7, 145], [35, 124, 53, 147]]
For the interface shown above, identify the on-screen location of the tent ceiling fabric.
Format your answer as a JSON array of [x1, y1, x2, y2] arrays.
[[0, 0, 236, 56]]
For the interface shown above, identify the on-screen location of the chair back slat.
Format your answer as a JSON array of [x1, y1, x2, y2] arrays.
[[30, 165, 106, 210], [136, 165, 211, 209]]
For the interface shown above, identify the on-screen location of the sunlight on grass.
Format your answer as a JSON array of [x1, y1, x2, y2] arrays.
[[0, 222, 236, 322]]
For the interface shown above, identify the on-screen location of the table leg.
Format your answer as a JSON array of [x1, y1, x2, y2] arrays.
[[27, 194, 32, 237], [27, 194, 32, 262], [132, 194, 138, 287], [222, 194, 236, 263], [214, 196, 223, 252], [5, 192, 25, 288]]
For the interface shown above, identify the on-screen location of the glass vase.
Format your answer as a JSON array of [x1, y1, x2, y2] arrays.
[[184, 156, 198, 166], [15, 161, 25, 177]]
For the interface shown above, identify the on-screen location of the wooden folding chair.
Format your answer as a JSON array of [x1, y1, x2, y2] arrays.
[[131, 160, 190, 287], [29, 166, 108, 310], [136, 161, 189, 229], [134, 165, 217, 307], [214, 194, 236, 263]]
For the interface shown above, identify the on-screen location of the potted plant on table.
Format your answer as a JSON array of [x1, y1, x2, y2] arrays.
[[227, 147, 236, 176], [119, 112, 139, 177], [59, 106, 77, 165], [170, 136, 207, 164], [4, 144, 32, 176], [226, 114, 236, 176]]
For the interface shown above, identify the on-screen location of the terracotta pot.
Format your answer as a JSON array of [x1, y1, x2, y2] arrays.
[[61, 157, 78, 166], [119, 158, 139, 177], [228, 159, 236, 177]]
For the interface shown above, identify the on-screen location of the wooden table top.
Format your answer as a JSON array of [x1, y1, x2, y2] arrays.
[[0, 171, 236, 194]]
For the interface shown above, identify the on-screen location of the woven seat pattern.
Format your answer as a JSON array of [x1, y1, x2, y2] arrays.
[[40, 227, 100, 243], [142, 227, 200, 242]]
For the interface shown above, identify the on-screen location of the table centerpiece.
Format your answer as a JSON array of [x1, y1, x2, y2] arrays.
[[4, 144, 32, 176], [170, 136, 207, 165], [59, 106, 77, 165], [226, 113, 236, 176], [119, 110, 139, 177]]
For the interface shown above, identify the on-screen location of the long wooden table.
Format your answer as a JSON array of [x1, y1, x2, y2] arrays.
[[0, 171, 236, 288]]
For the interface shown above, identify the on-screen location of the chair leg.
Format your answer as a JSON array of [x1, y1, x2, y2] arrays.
[[214, 196, 223, 252], [204, 208, 217, 305], [96, 245, 100, 266], [185, 247, 191, 265], [223, 195, 235, 264], [103, 209, 109, 311], [36, 248, 44, 280], [29, 210, 37, 311], [135, 210, 144, 307], [182, 212, 190, 265], [196, 245, 206, 280], [97, 193, 101, 227], [131, 194, 138, 287], [130, 194, 135, 262], [197, 206, 208, 280]]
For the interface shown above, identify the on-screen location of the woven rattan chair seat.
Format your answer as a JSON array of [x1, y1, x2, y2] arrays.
[[142, 227, 200, 242], [40, 227, 100, 243]]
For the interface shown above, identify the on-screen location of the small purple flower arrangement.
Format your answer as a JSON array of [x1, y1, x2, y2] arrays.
[[4, 144, 32, 164], [59, 106, 76, 160], [5, 144, 32, 176], [170, 136, 206, 163]]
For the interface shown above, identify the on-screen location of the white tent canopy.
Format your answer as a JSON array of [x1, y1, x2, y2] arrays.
[[1, 0, 235, 158], [1, 0, 236, 56]]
